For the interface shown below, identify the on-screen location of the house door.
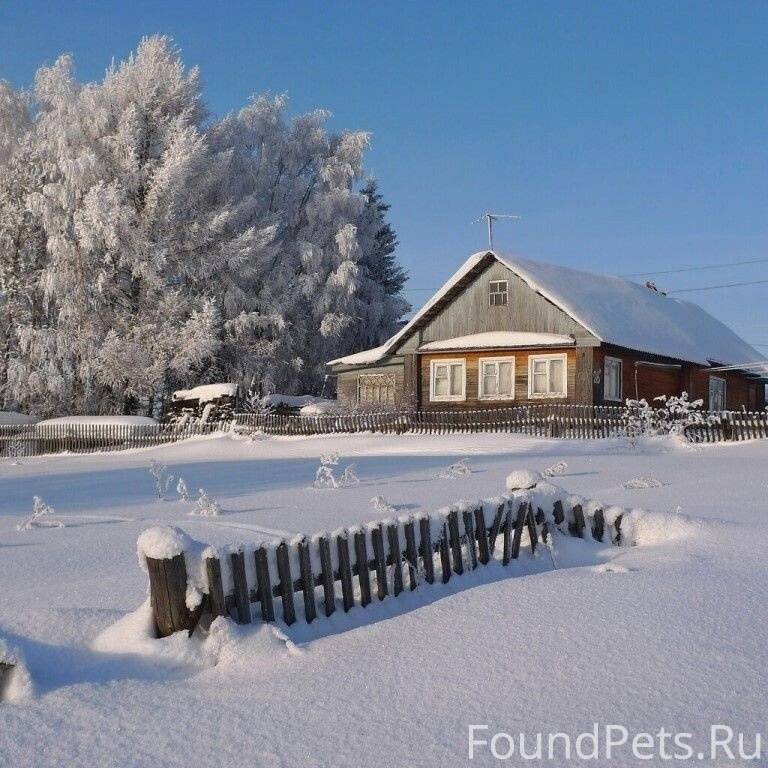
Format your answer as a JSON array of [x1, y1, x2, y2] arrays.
[[709, 376, 726, 412]]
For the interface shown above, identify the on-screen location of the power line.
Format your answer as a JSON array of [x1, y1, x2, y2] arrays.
[[621, 256, 768, 278], [667, 278, 768, 294]]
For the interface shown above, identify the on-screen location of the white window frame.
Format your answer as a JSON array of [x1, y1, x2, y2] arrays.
[[603, 356, 623, 402], [709, 376, 727, 412], [527, 353, 568, 398], [429, 358, 466, 402], [478, 356, 516, 400], [489, 280, 508, 307]]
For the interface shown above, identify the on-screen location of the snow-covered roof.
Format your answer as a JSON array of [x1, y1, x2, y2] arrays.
[[260, 394, 325, 409], [417, 332, 574, 352], [172, 383, 238, 402], [327, 344, 389, 367], [329, 251, 764, 368], [498, 254, 763, 366]]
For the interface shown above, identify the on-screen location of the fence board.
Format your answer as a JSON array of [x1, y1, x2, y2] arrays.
[[318, 536, 336, 617], [354, 530, 372, 607], [276, 542, 296, 625]]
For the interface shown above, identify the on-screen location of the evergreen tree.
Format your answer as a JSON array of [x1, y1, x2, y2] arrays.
[[359, 178, 407, 297]]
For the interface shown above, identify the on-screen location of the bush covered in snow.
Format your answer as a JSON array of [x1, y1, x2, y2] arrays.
[[192, 489, 220, 517], [16, 496, 64, 531], [437, 458, 471, 479], [312, 453, 359, 489], [615, 392, 706, 448], [149, 460, 174, 500], [543, 461, 568, 477]]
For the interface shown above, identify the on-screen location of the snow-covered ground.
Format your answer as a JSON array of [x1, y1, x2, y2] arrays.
[[1, 433, 766, 766]]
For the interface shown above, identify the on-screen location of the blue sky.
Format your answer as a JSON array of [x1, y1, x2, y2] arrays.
[[2, 1, 767, 349]]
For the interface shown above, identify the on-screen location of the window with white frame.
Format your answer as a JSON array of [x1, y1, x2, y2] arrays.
[[709, 376, 726, 412], [478, 357, 515, 400], [528, 354, 567, 397], [430, 359, 466, 401], [603, 356, 623, 402], [489, 280, 508, 307]]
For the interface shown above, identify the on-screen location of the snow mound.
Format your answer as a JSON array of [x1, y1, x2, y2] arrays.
[[0, 411, 39, 426], [505, 469, 542, 490], [299, 399, 338, 416], [260, 394, 323, 410], [37, 415, 157, 427], [623, 476, 665, 489], [137, 526, 193, 562]]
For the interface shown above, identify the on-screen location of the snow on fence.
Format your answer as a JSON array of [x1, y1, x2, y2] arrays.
[[140, 475, 630, 638], [2, 405, 766, 457], [0, 419, 235, 458]]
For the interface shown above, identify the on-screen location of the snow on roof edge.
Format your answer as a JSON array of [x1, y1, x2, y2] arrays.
[[417, 331, 575, 352], [328, 251, 491, 366]]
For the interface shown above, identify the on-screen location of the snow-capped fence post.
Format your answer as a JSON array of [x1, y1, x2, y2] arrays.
[[145, 553, 195, 638]]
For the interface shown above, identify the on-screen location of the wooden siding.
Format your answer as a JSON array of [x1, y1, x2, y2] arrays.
[[336, 363, 405, 407], [594, 345, 765, 410], [687, 367, 763, 411], [419, 348, 578, 410], [416, 260, 598, 347]]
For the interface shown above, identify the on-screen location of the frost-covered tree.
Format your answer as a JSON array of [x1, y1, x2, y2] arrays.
[[0, 36, 407, 414], [0, 82, 48, 412]]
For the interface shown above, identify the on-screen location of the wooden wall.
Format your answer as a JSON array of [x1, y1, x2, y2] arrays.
[[336, 362, 406, 407], [418, 347, 578, 410], [417, 261, 599, 346], [594, 345, 765, 410]]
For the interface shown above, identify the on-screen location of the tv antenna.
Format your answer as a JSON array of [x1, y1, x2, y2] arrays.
[[474, 213, 521, 250]]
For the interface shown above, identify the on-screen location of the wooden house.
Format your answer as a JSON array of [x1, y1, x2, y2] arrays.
[[328, 251, 767, 411]]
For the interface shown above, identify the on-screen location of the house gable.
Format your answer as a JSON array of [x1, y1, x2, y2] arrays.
[[413, 258, 599, 349]]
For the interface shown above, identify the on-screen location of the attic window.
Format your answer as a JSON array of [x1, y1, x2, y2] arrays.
[[489, 280, 508, 307]]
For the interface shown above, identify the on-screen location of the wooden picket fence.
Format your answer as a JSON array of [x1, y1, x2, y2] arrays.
[[3, 405, 767, 457], [228, 404, 768, 442], [233, 403, 629, 438], [0, 419, 234, 458], [144, 483, 623, 638]]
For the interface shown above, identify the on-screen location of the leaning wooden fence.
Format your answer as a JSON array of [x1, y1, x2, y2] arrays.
[[2, 405, 767, 457], [142, 480, 625, 638]]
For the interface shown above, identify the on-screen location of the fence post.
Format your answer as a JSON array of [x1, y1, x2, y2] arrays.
[[145, 554, 195, 638]]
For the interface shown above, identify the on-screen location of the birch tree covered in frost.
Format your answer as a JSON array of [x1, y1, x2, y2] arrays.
[[0, 36, 407, 415]]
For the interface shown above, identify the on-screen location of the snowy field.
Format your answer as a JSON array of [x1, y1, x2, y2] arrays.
[[1, 432, 767, 766]]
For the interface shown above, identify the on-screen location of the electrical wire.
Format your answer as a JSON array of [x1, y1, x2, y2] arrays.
[[621, 256, 768, 278], [667, 278, 768, 294]]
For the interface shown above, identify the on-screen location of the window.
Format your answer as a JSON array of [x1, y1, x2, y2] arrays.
[[603, 356, 623, 402], [528, 354, 567, 398], [357, 373, 396, 406], [430, 359, 466, 401], [709, 376, 726, 412], [489, 280, 508, 307], [478, 357, 515, 400]]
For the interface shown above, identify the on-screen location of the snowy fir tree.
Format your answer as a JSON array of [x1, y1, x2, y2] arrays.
[[0, 36, 408, 416]]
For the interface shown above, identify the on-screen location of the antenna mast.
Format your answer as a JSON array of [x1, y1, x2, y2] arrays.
[[476, 213, 521, 250]]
